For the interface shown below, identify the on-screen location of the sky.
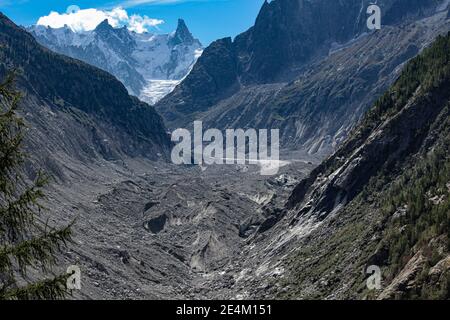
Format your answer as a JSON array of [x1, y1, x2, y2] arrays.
[[0, 0, 265, 45]]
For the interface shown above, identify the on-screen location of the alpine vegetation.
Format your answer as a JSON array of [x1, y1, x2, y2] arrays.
[[0, 73, 72, 300]]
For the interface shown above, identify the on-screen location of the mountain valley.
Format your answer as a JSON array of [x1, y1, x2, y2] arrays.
[[0, 0, 448, 300]]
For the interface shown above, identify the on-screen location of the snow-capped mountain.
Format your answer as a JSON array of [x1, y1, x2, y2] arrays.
[[28, 18, 203, 104]]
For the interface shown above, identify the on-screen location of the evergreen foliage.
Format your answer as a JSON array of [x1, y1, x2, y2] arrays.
[[0, 72, 72, 300], [281, 32, 450, 300]]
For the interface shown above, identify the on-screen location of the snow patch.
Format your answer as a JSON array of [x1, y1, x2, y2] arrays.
[[140, 80, 180, 105]]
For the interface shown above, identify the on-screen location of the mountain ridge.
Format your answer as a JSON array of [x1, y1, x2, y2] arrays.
[[156, 0, 449, 156], [278, 31, 450, 299], [0, 12, 170, 162], [27, 18, 203, 104]]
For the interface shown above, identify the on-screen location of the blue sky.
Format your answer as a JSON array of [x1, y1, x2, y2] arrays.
[[0, 0, 264, 45]]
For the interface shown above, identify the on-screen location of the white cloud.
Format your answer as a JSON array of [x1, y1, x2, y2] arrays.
[[36, 7, 164, 33], [128, 14, 164, 33]]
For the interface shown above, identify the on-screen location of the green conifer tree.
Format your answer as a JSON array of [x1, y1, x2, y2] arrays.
[[0, 72, 73, 300]]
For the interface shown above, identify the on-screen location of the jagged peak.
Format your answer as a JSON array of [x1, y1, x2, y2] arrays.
[[169, 18, 195, 46], [94, 19, 113, 32], [257, 0, 274, 18], [177, 18, 189, 32]]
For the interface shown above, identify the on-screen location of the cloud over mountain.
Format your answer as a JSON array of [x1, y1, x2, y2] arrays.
[[36, 7, 164, 33]]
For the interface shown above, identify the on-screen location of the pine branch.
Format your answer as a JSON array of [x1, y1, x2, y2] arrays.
[[0, 132, 25, 193], [0, 173, 48, 240], [0, 71, 25, 195], [0, 71, 73, 300], [0, 224, 72, 276], [0, 71, 19, 99], [1, 273, 70, 300]]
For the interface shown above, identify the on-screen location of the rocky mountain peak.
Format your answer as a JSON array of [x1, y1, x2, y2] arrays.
[[28, 17, 203, 104], [94, 19, 114, 33], [170, 18, 195, 46], [0, 13, 170, 159]]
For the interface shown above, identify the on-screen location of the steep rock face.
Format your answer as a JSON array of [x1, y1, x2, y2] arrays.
[[169, 19, 196, 46], [199, 14, 450, 155], [0, 13, 170, 162], [250, 32, 450, 300], [156, 0, 446, 151], [236, 0, 440, 84], [287, 57, 449, 218], [28, 19, 203, 104], [234, 0, 362, 84], [158, 37, 239, 123]]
